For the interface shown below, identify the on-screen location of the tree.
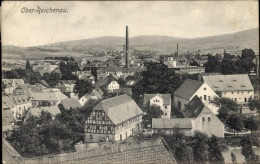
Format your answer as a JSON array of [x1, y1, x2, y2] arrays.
[[248, 99, 260, 112], [192, 131, 209, 164], [162, 127, 194, 164], [240, 136, 259, 163], [208, 135, 225, 163], [117, 78, 126, 88], [204, 55, 221, 73], [211, 97, 240, 121], [142, 104, 163, 127], [226, 115, 243, 136], [131, 62, 179, 104], [244, 117, 258, 135], [190, 60, 199, 66], [73, 80, 93, 99], [91, 67, 98, 82]]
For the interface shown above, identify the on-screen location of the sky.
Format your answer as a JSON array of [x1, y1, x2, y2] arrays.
[[2, 1, 259, 47]]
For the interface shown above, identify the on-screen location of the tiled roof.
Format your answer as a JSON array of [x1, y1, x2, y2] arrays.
[[152, 118, 193, 129], [2, 138, 24, 164], [61, 98, 82, 109], [92, 94, 143, 125], [32, 91, 68, 101], [174, 79, 204, 100], [143, 94, 171, 105], [182, 96, 205, 118], [24, 138, 178, 164], [2, 95, 31, 107], [28, 106, 61, 117], [202, 74, 254, 92]]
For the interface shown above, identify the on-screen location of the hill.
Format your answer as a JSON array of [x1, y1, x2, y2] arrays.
[[2, 28, 259, 60]]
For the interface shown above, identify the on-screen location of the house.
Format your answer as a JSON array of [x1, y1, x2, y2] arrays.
[[32, 61, 59, 76], [2, 110, 17, 133], [84, 94, 143, 142], [174, 79, 219, 114], [152, 96, 225, 138], [202, 74, 254, 105], [2, 79, 24, 95], [60, 98, 82, 110], [107, 80, 120, 92], [31, 89, 69, 107], [24, 106, 61, 122], [143, 94, 171, 118], [2, 95, 32, 121], [12, 83, 44, 99], [79, 89, 103, 106]]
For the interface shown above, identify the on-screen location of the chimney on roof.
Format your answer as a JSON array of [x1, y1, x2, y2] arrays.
[[125, 26, 130, 68]]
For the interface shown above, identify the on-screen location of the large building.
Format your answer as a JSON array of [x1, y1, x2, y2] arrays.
[[174, 79, 219, 114], [84, 94, 143, 142], [143, 94, 171, 118], [152, 96, 224, 138], [202, 74, 254, 105]]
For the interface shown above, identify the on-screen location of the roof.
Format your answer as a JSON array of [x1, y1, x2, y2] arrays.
[[24, 138, 178, 164], [202, 74, 254, 92], [32, 91, 68, 101], [2, 110, 15, 131], [2, 95, 31, 107], [152, 118, 193, 129], [92, 94, 143, 125], [61, 98, 82, 109], [182, 96, 206, 118], [2, 138, 24, 164], [113, 88, 132, 96], [143, 94, 171, 105], [174, 79, 204, 99], [28, 106, 61, 117], [95, 79, 108, 89]]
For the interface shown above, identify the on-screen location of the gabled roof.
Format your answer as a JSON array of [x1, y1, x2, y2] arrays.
[[174, 79, 204, 100], [182, 96, 205, 118], [202, 74, 254, 92], [61, 98, 82, 109], [152, 118, 192, 129], [28, 106, 61, 117], [92, 94, 143, 125], [32, 91, 68, 101], [143, 94, 171, 105], [2, 95, 31, 107]]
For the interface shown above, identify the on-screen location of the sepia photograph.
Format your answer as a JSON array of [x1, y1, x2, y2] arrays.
[[2, 0, 259, 163]]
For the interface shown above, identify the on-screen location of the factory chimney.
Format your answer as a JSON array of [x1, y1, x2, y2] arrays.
[[177, 44, 179, 58], [125, 26, 129, 68]]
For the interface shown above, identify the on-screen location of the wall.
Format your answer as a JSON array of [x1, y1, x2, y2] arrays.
[[173, 95, 190, 111], [222, 90, 254, 104], [84, 133, 115, 143], [191, 108, 224, 138]]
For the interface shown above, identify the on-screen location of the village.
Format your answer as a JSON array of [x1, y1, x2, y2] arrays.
[[2, 25, 260, 164]]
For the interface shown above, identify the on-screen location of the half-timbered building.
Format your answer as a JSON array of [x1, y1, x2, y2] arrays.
[[84, 94, 143, 142]]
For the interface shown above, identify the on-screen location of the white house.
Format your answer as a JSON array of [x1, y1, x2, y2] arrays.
[[152, 96, 224, 138], [2, 95, 32, 121], [107, 80, 120, 92], [143, 94, 171, 118], [79, 89, 103, 106], [202, 74, 254, 105], [174, 79, 219, 114]]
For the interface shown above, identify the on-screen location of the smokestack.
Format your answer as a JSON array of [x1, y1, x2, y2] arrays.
[[177, 44, 179, 58], [125, 26, 129, 68]]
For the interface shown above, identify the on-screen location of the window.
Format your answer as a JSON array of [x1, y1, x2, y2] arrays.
[[90, 135, 93, 139], [87, 126, 90, 129], [232, 92, 233, 94], [208, 117, 211, 122], [204, 95, 207, 100], [244, 98, 247, 102], [96, 126, 99, 130], [165, 106, 167, 109], [102, 117, 105, 121], [202, 117, 205, 122], [165, 113, 167, 116], [200, 96, 202, 100], [208, 96, 211, 100], [107, 127, 111, 131], [204, 88, 206, 90], [235, 98, 237, 102]]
